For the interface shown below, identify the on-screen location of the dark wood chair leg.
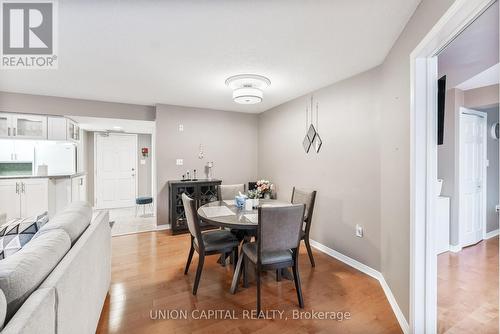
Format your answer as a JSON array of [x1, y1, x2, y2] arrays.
[[221, 252, 226, 267], [256, 263, 261, 315], [184, 238, 195, 275], [243, 255, 249, 288], [304, 237, 316, 267], [233, 247, 238, 272], [276, 269, 282, 281], [193, 253, 205, 295], [292, 257, 304, 308]]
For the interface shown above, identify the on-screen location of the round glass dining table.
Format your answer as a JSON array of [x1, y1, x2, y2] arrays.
[[197, 199, 292, 294]]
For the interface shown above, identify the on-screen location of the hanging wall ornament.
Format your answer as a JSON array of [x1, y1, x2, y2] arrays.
[[313, 102, 322, 153], [303, 95, 321, 153]]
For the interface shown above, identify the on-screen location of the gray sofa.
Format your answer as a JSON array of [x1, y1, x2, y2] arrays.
[[0, 202, 111, 334]]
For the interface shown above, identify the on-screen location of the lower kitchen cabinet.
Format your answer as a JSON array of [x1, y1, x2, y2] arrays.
[[0, 178, 48, 221]]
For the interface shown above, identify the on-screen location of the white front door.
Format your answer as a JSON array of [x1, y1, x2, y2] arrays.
[[459, 108, 487, 247], [95, 133, 137, 209]]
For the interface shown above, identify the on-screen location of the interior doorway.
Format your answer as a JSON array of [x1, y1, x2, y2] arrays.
[[71, 116, 157, 236], [95, 133, 138, 209], [410, 0, 499, 332]]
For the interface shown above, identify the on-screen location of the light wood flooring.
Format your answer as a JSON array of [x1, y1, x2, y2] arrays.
[[438, 236, 499, 333], [96, 231, 402, 334]]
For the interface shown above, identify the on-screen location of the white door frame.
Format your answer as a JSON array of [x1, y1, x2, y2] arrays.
[[458, 108, 488, 247], [410, 0, 495, 333], [93, 132, 138, 209]]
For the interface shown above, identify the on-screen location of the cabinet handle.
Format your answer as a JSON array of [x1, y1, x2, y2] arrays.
[[7, 127, 10, 136], [15, 182, 19, 194], [21, 183, 25, 193], [13, 128, 16, 136]]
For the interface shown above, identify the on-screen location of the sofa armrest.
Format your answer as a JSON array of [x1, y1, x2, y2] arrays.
[[1, 288, 56, 334], [40, 211, 111, 334]]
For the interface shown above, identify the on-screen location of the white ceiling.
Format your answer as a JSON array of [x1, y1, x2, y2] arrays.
[[0, 0, 421, 113], [71, 116, 154, 134], [456, 63, 499, 91]]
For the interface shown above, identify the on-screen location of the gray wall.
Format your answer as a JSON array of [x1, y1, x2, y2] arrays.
[[0, 91, 155, 121], [155, 104, 258, 226], [485, 106, 499, 233], [137, 134, 152, 197], [258, 67, 382, 271], [258, 0, 456, 319], [438, 87, 500, 245]]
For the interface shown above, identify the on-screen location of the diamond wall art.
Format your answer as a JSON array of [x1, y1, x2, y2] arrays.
[[303, 96, 322, 153]]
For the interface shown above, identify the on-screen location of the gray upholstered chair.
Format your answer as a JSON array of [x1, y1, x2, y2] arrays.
[[218, 184, 246, 201], [182, 193, 240, 295], [242, 204, 306, 313], [291, 187, 317, 267]]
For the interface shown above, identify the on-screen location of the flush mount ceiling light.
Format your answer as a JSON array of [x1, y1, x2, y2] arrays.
[[225, 74, 271, 104]]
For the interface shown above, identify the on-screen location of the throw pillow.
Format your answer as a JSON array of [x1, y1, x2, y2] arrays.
[[0, 212, 49, 260]]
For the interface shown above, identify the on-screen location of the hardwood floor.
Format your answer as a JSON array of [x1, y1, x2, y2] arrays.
[[438, 236, 499, 334], [96, 231, 402, 334]]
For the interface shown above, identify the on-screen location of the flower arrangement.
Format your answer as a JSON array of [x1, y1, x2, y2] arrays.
[[247, 189, 261, 199], [256, 180, 271, 194]]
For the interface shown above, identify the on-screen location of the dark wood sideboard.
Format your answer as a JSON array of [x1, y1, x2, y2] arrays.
[[168, 179, 222, 234]]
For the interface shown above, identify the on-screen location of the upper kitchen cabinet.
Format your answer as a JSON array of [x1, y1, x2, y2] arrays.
[[0, 113, 47, 139], [47, 116, 68, 140], [67, 119, 80, 142]]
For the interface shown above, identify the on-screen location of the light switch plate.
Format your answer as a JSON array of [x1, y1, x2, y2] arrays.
[[140, 159, 146, 165], [176, 159, 183, 166], [356, 224, 363, 238], [178, 124, 184, 132]]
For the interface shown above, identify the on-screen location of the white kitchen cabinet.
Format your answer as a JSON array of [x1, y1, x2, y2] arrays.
[[0, 140, 15, 161], [0, 140, 34, 162], [0, 178, 48, 220], [0, 114, 10, 138], [67, 119, 80, 142], [71, 175, 87, 202], [48, 116, 68, 140], [13, 141, 35, 162], [21, 179, 49, 217], [0, 179, 22, 220], [0, 113, 47, 140]]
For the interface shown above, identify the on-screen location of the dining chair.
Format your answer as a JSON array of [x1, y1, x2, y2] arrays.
[[291, 187, 317, 267], [218, 184, 246, 200], [242, 204, 306, 314], [182, 193, 240, 295]]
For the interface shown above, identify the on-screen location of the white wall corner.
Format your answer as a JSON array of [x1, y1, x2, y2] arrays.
[[309, 239, 409, 334], [484, 229, 499, 240]]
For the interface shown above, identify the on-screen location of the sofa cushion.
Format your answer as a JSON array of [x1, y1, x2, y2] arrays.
[[36, 201, 92, 245], [0, 229, 70, 323], [0, 289, 6, 330], [0, 213, 49, 259]]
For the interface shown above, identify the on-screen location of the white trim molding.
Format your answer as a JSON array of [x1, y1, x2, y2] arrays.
[[309, 239, 409, 334], [449, 245, 462, 253], [484, 229, 499, 240]]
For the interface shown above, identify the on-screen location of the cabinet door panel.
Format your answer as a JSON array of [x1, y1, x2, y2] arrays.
[[13, 115, 47, 139], [0, 113, 13, 138], [47, 117, 67, 140], [13, 141, 35, 162], [0, 180, 21, 220], [21, 179, 48, 217], [0, 140, 15, 161]]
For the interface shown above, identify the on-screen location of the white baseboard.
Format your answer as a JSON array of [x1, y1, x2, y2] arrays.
[[449, 244, 462, 253], [484, 229, 499, 240], [156, 224, 171, 231], [309, 239, 409, 334]]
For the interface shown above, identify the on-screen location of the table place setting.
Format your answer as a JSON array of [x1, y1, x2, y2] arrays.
[[201, 206, 235, 218]]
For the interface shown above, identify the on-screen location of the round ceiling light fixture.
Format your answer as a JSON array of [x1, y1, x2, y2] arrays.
[[225, 74, 271, 104]]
